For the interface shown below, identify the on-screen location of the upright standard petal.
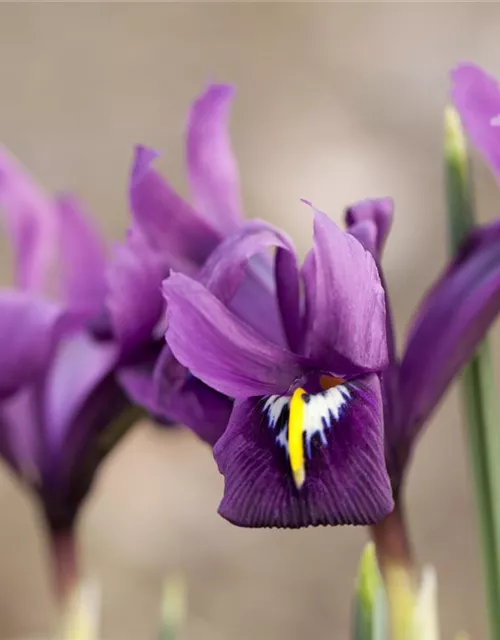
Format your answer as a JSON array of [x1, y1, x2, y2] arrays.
[[55, 196, 107, 319], [186, 84, 242, 233], [198, 219, 293, 345], [0, 292, 63, 398], [163, 274, 301, 398], [129, 146, 221, 273], [0, 147, 57, 292], [214, 374, 393, 527], [304, 205, 388, 374], [106, 228, 164, 355], [451, 63, 500, 183], [344, 198, 393, 260], [399, 239, 500, 449]]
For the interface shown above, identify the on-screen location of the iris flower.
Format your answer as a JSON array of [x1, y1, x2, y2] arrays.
[[105, 83, 284, 445], [163, 201, 393, 528], [162, 93, 500, 531], [0, 149, 130, 598]]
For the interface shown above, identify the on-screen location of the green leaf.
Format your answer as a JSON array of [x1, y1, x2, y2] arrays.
[[352, 543, 388, 640], [159, 574, 187, 640]]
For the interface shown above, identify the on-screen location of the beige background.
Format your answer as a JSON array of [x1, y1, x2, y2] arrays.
[[0, 3, 498, 639]]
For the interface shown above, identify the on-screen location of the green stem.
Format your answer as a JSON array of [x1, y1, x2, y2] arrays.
[[445, 106, 500, 640]]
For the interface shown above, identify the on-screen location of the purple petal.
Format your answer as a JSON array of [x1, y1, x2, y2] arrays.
[[0, 291, 63, 398], [163, 273, 301, 397], [344, 198, 393, 260], [451, 63, 500, 182], [198, 219, 293, 345], [398, 238, 500, 455], [0, 388, 39, 478], [55, 195, 107, 319], [121, 359, 232, 446], [106, 227, 165, 354], [0, 147, 57, 292], [305, 204, 388, 374], [42, 333, 119, 455], [346, 219, 378, 258], [186, 84, 242, 233], [275, 247, 302, 353], [129, 145, 221, 273], [214, 374, 393, 527]]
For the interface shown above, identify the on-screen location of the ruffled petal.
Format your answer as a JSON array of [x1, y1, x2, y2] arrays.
[[214, 374, 392, 528], [398, 238, 500, 455], [0, 291, 63, 398], [451, 63, 500, 182], [186, 84, 242, 233], [344, 198, 393, 260], [163, 273, 301, 398], [305, 204, 388, 374], [106, 227, 164, 354], [0, 147, 57, 292], [129, 145, 220, 272], [55, 195, 107, 319]]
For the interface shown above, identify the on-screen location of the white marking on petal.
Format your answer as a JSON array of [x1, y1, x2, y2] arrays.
[[261, 383, 352, 459], [491, 114, 500, 127]]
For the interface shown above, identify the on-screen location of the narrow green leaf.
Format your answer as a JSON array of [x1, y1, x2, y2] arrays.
[[444, 106, 500, 640], [352, 543, 388, 640], [159, 574, 187, 640]]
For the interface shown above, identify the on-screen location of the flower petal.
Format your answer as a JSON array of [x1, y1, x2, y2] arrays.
[[186, 84, 242, 233], [399, 238, 500, 453], [55, 195, 108, 319], [344, 198, 394, 260], [0, 291, 63, 398], [106, 227, 164, 354], [451, 63, 500, 182], [305, 204, 388, 374], [198, 219, 293, 345], [0, 146, 57, 292], [121, 359, 232, 446], [129, 145, 220, 272], [214, 374, 393, 527], [163, 273, 301, 397]]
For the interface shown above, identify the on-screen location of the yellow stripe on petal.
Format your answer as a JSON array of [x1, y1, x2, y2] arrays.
[[288, 388, 307, 489]]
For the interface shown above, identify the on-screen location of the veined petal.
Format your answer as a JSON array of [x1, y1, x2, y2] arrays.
[[0, 291, 63, 398], [451, 63, 500, 183], [106, 227, 164, 354], [0, 146, 57, 292], [345, 198, 394, 260], [214, 374, 393, 527], [163, 273, 301, 398], [55, 196, 107, 319], [198, 219, 294, 345], [186, 84, 242, 233], [305, 204, 388, 374], [399, 239, 500, 449], [129, 145, 221, 272]]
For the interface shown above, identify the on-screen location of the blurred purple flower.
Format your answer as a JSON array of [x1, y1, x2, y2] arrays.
[[105, 83, 284, 445], [163, 203, 393, 528], [345, 197, 500, 495], [450, 62, 500, 182], [0, 149, 130, 596]]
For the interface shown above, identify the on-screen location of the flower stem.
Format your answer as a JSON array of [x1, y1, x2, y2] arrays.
[[445, 106, 500, 640], [49, 527, 79, 606], [370, 503, 416, 640]]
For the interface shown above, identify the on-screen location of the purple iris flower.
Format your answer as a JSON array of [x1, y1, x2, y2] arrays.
[[106, 83, 284, 445], [162, 201, 393, 528], [0, 148, 129, 597]]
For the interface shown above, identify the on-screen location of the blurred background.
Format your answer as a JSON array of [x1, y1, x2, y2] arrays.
[[0, 3, 499, 638]]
